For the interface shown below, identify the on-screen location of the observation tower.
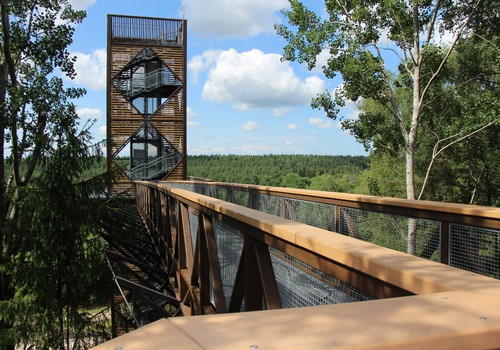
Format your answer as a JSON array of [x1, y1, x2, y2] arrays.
[[107, 15, 187, 194]]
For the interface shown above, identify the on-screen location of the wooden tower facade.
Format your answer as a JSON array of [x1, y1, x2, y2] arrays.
[[107, 15, 187, 194]]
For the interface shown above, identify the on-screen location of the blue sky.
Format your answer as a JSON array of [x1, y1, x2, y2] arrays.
[[66, 0, 368, 156]]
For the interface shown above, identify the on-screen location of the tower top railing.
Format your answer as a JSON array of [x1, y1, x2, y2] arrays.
[[109, 14, 185, 47]]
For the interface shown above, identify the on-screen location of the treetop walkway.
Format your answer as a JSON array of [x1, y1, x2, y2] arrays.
[[94, 180, 500, 349], [100, 13, 499, 349]]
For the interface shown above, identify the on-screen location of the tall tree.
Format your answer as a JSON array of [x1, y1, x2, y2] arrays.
[[0, 1, 112, 348], [352, 35, 499, 205], [276, 0, 497, 201], [415, 36, 499, 205]]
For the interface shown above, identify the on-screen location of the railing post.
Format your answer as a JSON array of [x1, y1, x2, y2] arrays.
[[335, 205, 340, 233], [242, 235, 282, 311], [280, 197, 285, 218], [243, 235, 263, 311]]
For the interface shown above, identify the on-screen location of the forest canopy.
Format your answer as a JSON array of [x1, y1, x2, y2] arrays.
[[188, 154, 369, 193], [187, 153, 498, 206]]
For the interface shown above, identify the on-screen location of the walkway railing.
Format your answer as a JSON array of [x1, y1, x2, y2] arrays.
[[96, 181, 500, 349], [128, 153, 182, 180], [169, 180, 500, 279], [136, 181, 500, 309]]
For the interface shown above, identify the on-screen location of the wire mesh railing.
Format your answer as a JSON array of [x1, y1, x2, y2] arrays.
[[135, 180, 500, 321], [167, 180, 500, 280], [137, 182, 407, 318]]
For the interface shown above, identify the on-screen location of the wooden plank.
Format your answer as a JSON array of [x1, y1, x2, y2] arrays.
[[166, 291, 500, 350], [92, 319, 203, 350], [202, 214, 227, 313], [252, 239, 282, 309], [98, 291, 495, 349]]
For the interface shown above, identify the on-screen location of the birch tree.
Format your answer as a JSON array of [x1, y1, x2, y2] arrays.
[[276, 0, 496, 201]]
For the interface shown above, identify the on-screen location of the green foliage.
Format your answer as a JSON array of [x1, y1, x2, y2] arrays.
[[1, 1, 113, 348], [0, 128, 113, 349], [276, 0, 496, 202], [281, 173, 311, 189], [308, 173, 338, 192], [354, 152, 406, 198], [357, 37, 500, 205], [188, 154, 369, 193]]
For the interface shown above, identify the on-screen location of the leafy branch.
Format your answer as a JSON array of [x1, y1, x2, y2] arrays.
[[417, 119, 497, 200]]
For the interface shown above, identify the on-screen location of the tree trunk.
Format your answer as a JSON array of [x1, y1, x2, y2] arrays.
[[405, 2, 422, 255], [0, 54, 15, 350]]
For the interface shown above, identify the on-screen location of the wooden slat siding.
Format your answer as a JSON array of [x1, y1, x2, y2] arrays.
[[150, 90, 184, 122], [109, 44, 185, 82], [108, 22, 186, 189], [108, 91, 184, 155]]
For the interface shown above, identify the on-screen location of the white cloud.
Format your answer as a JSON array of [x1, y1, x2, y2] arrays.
[[187, 107, 201, 127], [72, 49, 106, 90], [309, 117, 334, 129], [188, 50, 222, 84], [432, 21, 456, 46], [241, 144, 275, 153], [77, 107, 103, 119], [185, 0, 288, 38], [342, 100, 361, 118], [188, 145, 227, 154], [377, 29, 393, 47], [312, 48, 331, 74], [98, 125, 106, 136], [202, 48, 325, 111], [68, 0, 96, 10], [272, 107, 291, 116], [187, 107, 199, 119], [241, 121, 263, 131], [288, 124, 298, 130]]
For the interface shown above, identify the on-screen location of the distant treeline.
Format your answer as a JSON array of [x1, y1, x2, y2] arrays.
[[187, 154, 369, 193]]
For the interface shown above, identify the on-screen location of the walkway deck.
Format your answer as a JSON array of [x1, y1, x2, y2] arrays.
[[94, 290, 500, 349]]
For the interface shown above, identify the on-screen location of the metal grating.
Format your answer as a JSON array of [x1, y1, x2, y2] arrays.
[[251, 193, 281, 216], [339, 207, 441, 260], [170, 183, 194, 191], [212, 187, 228, 201], [271, 249, 372, 308], [111, 15, 184, 46], [188, 209, 198, 252], [449, 224, 500, 279], [227, 189, 249, 207], [283, 198, 336, 231], [167, 184, 443, 261], [213, 218, 244, 310]]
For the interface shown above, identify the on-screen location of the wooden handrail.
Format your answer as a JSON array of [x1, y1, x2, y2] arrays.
[[95, 181, 500, 350], [136, 181, 500, 299], [168, 180, 500, 227]]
